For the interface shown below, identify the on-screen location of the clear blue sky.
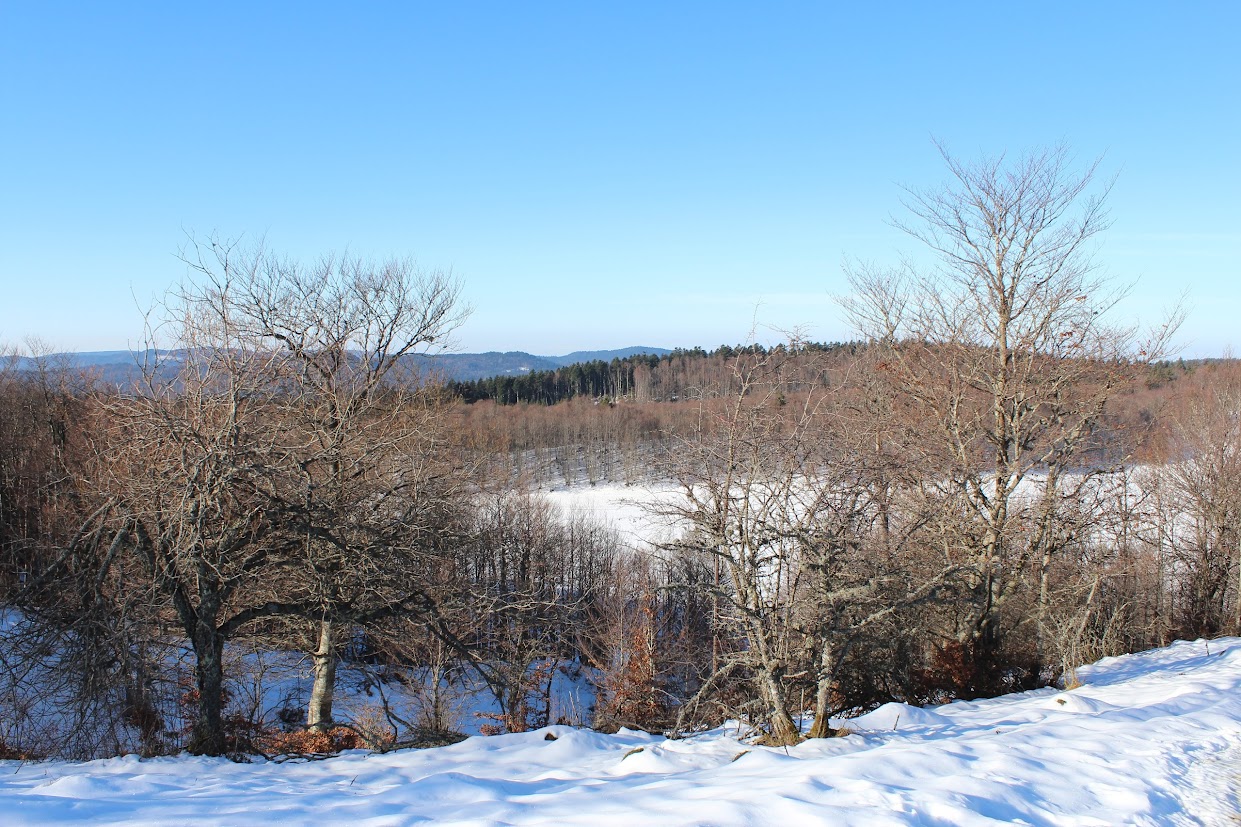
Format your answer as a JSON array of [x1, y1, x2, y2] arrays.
[[1, 2, 1237, 356]]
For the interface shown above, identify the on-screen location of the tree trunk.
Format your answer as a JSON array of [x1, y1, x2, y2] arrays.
[[307, 618, 337, 732], [807, 710, 837, 739], [807, 675, 838, 738], [187, 621, 228, 756], [756, 669, 801, 745], [1234, 531, 1241, 636], [766, 706, 802, 745], [807, 642, 839, 738]]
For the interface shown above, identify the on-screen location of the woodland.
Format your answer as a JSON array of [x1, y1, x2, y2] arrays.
[[2, 146, 1236, 761]]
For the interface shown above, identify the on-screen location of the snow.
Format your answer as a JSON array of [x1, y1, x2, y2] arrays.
[[4, 638, 1240, 825], [541, 482, 681, 547], [847, 701, 951, 731], [218, 650, 598, 738]]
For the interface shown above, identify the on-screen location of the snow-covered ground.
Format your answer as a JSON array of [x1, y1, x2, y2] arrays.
[[4, 637, 1240, 826], [541, 481, 680, 548]]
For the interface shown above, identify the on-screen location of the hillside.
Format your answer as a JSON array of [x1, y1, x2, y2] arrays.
[[2, 637, 1236, 825], [421, 347, 669, 380], [12, 346, 674, 384]]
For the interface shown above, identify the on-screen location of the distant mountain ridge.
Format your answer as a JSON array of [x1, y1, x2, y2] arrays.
[[12, 346, 673, 383], [548, 347, 673, 366]]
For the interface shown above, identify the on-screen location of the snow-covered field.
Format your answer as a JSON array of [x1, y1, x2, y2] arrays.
[[4, 637, 1240, 826], [539, 481, 683, 542]]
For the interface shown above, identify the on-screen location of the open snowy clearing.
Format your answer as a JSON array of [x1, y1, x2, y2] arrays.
[[540, 481, 679, 547], [4, 638, 1240, 826]]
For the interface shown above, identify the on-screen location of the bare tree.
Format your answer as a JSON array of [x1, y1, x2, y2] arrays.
[[68, 237, 468, 757], [94, 311, 294, 756], [1157, 365, 1241, 636], [843, 143, 1181, 672], [177, 238, 470, 733], [654, 346, 812, 744]]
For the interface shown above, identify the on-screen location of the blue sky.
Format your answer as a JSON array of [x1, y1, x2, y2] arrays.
[[1, 2, 1237, 356]]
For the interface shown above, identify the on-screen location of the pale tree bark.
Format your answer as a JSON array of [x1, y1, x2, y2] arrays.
[[307, 618, 337, 732]]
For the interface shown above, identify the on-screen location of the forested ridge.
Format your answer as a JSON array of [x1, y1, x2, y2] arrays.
[[446, 342, 861, 406]]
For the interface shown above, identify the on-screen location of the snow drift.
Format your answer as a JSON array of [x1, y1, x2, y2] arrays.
[[3, 637, 1240, 825]]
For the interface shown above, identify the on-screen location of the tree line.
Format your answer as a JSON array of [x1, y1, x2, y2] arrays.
[[446, 342, 859, 406]]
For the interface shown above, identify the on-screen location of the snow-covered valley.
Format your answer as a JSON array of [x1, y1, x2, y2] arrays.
[[4, 637, 1240, 826]]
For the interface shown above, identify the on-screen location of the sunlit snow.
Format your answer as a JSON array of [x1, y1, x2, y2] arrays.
[[4, 638, 1240, 825]]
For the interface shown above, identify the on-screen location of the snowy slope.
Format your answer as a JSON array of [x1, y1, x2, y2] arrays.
[[4, 638, 1240, 825]]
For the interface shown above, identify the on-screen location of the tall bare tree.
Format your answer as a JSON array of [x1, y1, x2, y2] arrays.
[[178, 238, 469, 733], [843, 144, 1180, 671]]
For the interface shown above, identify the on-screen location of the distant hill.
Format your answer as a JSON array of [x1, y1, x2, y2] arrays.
[[546, 347, 672, 367], [12, 346, 674, 384], [11, 350, 168, 386], [419, 347, 671, 380], [414, 351, 561, 381]]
